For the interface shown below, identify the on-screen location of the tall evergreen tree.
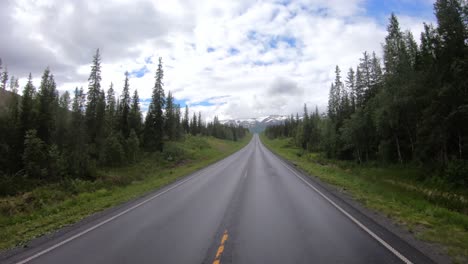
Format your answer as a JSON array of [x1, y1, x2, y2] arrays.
[[165, 91, 176, 140], [85, 49, 102, 144], [19, 74, 36, 143], [37, 68, 58, 144], [119, 71, 131, 138], [69, 87, 90, 178], [0, 64, 8, 91], [191, 112, 197, 135], [105, 83, 117, 132], [95, 89, 106, 145], [129, 89, 142, 136], [198, 112, 203, 135], [345, 68, 356, 112], [143, 57, 166, 151], [56, 91, 70, 150], [175, 105, 182, 139], [183, 105, 190, 134]]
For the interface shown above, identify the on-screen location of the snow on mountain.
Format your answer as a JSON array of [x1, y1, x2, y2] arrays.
[[220, 115, 292, 133]]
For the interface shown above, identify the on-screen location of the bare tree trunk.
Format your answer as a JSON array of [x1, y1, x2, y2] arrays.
[[458, 131, 462, 159], [357, 148, 362, 164], [394, 134, 403, 164], [406, 125, 415, 159]]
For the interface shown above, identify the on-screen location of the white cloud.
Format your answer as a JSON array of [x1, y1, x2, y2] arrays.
[[1, 0, 435, 120]]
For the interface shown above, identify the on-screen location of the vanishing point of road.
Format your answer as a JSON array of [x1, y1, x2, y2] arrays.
[[6, 135, 434, 264]]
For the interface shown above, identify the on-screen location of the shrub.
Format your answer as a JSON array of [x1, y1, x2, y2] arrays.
[[100, 133, 125, 166], [125, 129, 140, 164], [22, 130, 48, 179], [445, 160, 468, 188]]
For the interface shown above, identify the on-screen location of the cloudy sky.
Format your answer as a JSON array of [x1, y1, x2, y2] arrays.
[[1, 0, 436, 120]]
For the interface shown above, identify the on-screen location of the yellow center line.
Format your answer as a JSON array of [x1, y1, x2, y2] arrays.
[[213, 230, 229, 264]]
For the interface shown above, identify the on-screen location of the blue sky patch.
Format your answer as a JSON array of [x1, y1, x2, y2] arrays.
[[144, 56, 153, 64], [365, 0, 435, 24], [192, 101, 217, 107], [130, 65, 150, 78], [228, 47, 240, 55], [207, 47, 215, 53], [253, 60, 273, 66], [247, 30, 258, 41], [174, 98, 187, 107], [268, 35, 296, 49]]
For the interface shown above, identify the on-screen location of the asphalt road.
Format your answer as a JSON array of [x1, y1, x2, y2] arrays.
[[7, 134, 434, 264]]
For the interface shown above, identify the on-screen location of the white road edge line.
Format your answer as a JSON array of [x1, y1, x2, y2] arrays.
[[268, 148, 413, 264], [15, 168, 206, 264], [15, 139, 252, 263]]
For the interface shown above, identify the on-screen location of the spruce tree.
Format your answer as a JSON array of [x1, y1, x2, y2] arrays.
[[119, 71, 131, 138], [95, 89, 106, 145], [183, 105, 190, 133], [165, 91, 175, 140], [191, 112, 197, 135], [345, 68, 356, 112], [175, 105, 182, 139], [143, 57, 166, 151], [0, 65, 8, 91], [129, 89, 142, 136], [37, 68, 58, 144], [19, 74, 36, 142], [56, 91, 70, 150], [69, 87, 89, 178], [198, 112, 203, 135], [105, 83, 117, 132], [85, 49, 102, 144]]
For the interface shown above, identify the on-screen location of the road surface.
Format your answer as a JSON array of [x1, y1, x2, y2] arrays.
[[6, 135, 434, 264]]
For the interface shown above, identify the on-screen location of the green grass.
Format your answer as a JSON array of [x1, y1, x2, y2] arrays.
[[0, 135, 251, 251], [261, 135, 468, 263]]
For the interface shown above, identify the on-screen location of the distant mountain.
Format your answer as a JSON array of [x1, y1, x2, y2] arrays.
[[220, 115, 292, 133]]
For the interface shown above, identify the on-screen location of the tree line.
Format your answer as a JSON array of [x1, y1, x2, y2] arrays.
[[0, 51, 247, 185], [265, 0, 467, 186]]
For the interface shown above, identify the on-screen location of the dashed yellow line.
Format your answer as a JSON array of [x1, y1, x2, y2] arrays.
[[213, 230, 228, 264]]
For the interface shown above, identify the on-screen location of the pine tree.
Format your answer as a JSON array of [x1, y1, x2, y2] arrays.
[[404, 31, 419, 69], [0, 64, 8, 91], [345, 68, 356, 112], [19, 74, 36, 142], [56, 91, 70, 150], [22, 130, 48, 179], [191, 112, 197, 135], [370, 52, 383, 89], [8, 76, 20, 124], [126, 129, 140, 163], [383, 14, 407, 76], [165, 91, 175, 140], [69, 87, 90, 178], [105, 83, 117, 132], [183, 105, 190, 133], [198, 112, 203, 135], [129, 89, 142, 136], [37, 68, 58, 144], [96, 89, 106, 144], [175, 105, 182, 139], [85, 49, 102, 144], [143, 57, 166, 151], [119, 71, 131, 138]]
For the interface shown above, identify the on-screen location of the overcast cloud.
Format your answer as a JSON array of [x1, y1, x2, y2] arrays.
[[0, 0, 435, 120]]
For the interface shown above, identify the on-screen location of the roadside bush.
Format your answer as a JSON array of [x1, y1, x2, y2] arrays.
[[22, 130, 48, 179], [163, 143, 186, 162], [445, 160, 468, 188], [125, 129, 140, 164], [100, 133, 125, 166]]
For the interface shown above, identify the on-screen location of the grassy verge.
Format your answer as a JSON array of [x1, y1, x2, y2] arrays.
[[260, 134, 468, 263], [0, 134, 251, 251]]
